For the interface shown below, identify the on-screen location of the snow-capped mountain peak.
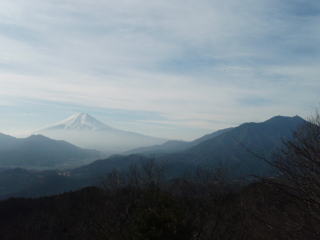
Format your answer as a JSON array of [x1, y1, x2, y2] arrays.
[[41, 113, 112, 131], [36, 113, 166, 152]]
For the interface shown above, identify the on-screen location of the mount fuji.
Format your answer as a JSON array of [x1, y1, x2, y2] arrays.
[[40, 113, 113, 131], [36, 113, 166, 153]]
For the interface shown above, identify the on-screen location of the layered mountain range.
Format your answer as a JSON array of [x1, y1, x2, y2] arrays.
[[0, 115, 307, 199]]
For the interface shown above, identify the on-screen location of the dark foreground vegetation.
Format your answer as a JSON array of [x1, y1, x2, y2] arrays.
[[0, 176, 318, 240], [0, 114, 319, 240]]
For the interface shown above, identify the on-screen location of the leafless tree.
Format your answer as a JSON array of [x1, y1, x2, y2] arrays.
[[273, 113, 320, 219], [252, 112, 320, 239]]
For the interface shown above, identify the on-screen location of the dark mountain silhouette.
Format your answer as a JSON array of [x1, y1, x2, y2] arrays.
[[0, 134, 101, 169]]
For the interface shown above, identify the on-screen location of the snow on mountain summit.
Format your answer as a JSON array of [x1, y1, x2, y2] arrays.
[[41, 113, 112, 131]]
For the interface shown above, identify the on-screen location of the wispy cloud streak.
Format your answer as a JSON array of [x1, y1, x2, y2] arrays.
[[0, 0, 319, 139]]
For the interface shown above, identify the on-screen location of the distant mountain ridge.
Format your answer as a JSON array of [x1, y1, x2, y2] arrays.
[[126, 127, 234, 155], [37, 113, 166, 153], [0, 133, 101, 169], [160, 115, 307, 177]]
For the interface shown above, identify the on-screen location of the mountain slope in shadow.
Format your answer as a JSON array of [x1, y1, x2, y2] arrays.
[[161, 116, 306, 177]]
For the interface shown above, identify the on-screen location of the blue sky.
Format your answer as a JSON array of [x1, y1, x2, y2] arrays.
[[0, 0, 319, 140]]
